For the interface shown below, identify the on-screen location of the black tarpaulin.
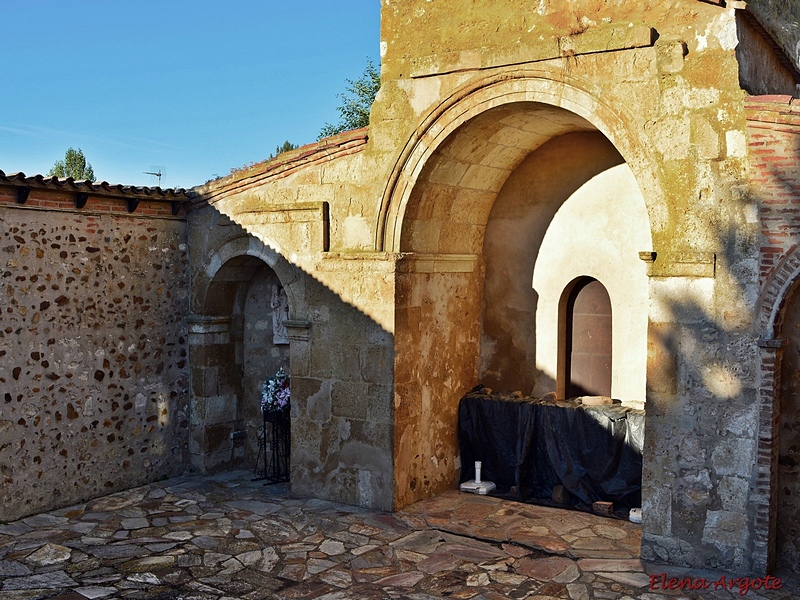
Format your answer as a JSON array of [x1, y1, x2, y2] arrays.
[[458, 392, 644, 516]]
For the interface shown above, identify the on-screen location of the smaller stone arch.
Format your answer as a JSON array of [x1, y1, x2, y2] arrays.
[[192, 233, 305, 319], [187, 233, 308, 476], [756, 244, 800, 340]]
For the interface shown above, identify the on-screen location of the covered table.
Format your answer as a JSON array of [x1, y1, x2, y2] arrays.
[[458, 391, 644, 516]]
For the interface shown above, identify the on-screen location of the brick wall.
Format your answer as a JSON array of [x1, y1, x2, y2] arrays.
[[747, 95, 800, 573], [746, 95, 800, 287]]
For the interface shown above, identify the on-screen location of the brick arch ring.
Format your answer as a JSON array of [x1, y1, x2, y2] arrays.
[[756, 243, 800, 340], [193, 233, 306, 319], [748, 245, 800, 573], [375, 69, 665, 253]]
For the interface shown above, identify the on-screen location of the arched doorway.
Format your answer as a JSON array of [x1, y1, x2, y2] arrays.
[[777, 279, 800, 572], [188, 235, 303, 476], [384, 77, 656, 508], [561, 277, 613, 399]]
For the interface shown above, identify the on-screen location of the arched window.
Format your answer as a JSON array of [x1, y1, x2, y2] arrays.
[[558, 277, 612, 398]]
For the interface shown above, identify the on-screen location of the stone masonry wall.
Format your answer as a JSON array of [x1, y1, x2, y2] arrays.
[[186, 0, 795, 573], [0, 189, 190, 521], [191, 140, 397, 510]]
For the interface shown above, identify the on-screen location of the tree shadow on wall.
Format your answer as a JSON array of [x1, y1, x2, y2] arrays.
[[640, 112, 800, 574]]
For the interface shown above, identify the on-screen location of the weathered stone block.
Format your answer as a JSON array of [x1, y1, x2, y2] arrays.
[[711, 437, 755, 477], [393, 382, 423, 423], [204, 424, 233, 453], [204, 394, 237, 426], [292, 377, 323, 410], [679, 469, 713, 505], [310, 344, 361, 382], [203, 367, 219, 397], [291, 421, 322, 467], [289, 339, 311, 378], [656, 39, 687, 73], [367, 384, 394, 424], [702, 510, 749, 549], [717, 476, 749, 511], [331, 381, 370, 420], [677, 436, 706, 468], [360, 345, 393, 385], [304, 379, 332, 424], [647, 323, 678, 395], [642, 486, 672, 537]]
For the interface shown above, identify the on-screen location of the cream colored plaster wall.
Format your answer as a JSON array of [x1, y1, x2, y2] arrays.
[[533, 163, 651, 406], [479, 131, 650, 405], [481, 131, 617, 392]]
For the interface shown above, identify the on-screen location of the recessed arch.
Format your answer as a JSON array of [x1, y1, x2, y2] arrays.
[[752, 245, 800, 573], [775, 277, 800, 572], [378, 71, 666, 254], [187, 232, 305, 476], [389, 70, 654, 509], [193, 233, 305, 319], [756, 243, 800, 340]]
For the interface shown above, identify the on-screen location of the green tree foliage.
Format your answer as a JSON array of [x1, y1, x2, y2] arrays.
[[269, 140, 300, 159], [48, 147, 96, 182], [319, 59, 381, 139]]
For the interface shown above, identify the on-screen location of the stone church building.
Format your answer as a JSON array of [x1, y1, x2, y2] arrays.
[[2, 0, 800, 577]]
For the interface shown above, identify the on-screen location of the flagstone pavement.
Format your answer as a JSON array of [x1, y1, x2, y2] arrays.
[[1, 471, 797, 599]]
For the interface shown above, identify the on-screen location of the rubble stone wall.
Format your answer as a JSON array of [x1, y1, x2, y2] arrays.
[[0, 190, 190, 521]]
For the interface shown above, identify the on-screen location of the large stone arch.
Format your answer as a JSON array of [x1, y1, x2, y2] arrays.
[[188, 233, 308, 475], [388, 71, 657, 513], [377, 71, 666, 254]]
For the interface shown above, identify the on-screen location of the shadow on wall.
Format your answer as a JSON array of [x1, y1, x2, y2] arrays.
[[187, 253, 290, 473], [186, 204, 396, 511], [641, 114, 799, 574], [641, 207, 764, 571]]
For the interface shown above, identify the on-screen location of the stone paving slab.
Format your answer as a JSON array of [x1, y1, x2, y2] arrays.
[[399, 489, 642, 559], [0, 471, 797, 599]]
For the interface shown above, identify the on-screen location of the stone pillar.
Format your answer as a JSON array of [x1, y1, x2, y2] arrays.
[[752, 338, 784, 574], [640, 319, 679, 559], [187, 315, 240, 473], [285, 319, 311, 492]]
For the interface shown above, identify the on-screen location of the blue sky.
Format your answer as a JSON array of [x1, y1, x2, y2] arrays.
[[0, 1, 381, 188]]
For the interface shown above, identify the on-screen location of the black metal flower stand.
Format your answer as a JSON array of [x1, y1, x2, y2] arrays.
[[253, 409, 290, 484]]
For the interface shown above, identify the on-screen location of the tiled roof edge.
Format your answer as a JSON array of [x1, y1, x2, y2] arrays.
[[0, 170, 193, 201]]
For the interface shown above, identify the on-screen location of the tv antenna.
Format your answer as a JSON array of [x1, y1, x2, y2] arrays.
[[144, 166, 166, 187]]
